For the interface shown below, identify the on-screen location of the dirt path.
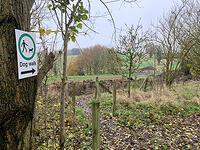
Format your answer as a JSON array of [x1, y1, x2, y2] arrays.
[[76, 96, 138, 149], [76, 97, 92, 119]]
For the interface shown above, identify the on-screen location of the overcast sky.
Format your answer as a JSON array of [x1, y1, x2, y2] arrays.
[[41, 0, 181, 50], [66, 0, 182, 49]]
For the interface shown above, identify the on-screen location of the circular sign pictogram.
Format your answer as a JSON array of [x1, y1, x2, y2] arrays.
[[18, 33, 36, 60]]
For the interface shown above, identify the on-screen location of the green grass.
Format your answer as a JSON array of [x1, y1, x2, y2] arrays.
[[37, 97, 92, 150], [136, 56, 179, 71], [139, 57, 155, 68], [174, 88, 199, 100], [99, 91, 200, 133], [95, 91, 200, 149], [47, 74, 121, 83], [68, 74, 120, 80], [98, 80, 200, 128]]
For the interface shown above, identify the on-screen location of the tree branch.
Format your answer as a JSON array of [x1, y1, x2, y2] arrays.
[[37, 52, 55, 87]]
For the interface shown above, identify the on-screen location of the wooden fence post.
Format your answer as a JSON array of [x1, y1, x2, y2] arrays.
[[92, 76, 101, 150], [95, 86, 97, 99], [112, 81, 117, 117], [95, 77, 101, 98], [92, 101, 100, 150]]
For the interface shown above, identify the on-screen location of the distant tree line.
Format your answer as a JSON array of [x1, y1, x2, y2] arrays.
[[67, 45, 120, 76], [68, 48, 82, 55]]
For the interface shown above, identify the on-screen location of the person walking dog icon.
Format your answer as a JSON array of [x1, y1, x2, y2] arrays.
[[21, 40, 28, 52]]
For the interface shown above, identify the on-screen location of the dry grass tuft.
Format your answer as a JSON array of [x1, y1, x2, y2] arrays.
[[191, 96, 200, 106], [118, 81, 200, 106]]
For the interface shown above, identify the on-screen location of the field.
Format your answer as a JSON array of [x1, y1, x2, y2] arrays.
[[34, 78, 200, 149], [47, 74, 121, 83], [49, 55, 163, 83]]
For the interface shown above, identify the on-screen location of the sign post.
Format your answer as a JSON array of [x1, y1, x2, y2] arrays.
[[15, 29, 37, 79]]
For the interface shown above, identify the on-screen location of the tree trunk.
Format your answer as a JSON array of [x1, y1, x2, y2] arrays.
[[128, 57, 133, 98], [0, 19, 37, 150], [59, 41, 68, 150], [0, 1, 56, 149], [128, 78, 131, 98], [0, 1, 37, 149], [59, 19, 69, 150]]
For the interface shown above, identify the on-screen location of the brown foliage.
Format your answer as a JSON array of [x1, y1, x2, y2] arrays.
[[67, 45, 120, 76], [67, 56, 81, 76]]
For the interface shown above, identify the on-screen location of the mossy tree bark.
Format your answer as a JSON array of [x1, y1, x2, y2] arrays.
[[0, 0, 54, 149], [0, 0, 36, 149]]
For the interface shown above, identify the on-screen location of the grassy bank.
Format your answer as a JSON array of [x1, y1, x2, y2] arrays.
[[98, 81, 200, 149]]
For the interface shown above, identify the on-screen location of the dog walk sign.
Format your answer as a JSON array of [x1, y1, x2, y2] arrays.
[[15, 29, 37, 79]]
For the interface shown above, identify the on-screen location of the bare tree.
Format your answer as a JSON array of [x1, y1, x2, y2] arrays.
[[116, 22, 149, 97], [155, 0, 200, 86], [180, 0, 200, 75]]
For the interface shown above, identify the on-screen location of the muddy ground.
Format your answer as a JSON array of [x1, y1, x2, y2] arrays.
[[40, 74, 200, 98], [46, 78, 129, 97]]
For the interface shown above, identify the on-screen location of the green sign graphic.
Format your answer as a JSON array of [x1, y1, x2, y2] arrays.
[[18, 33, 36, 60]]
